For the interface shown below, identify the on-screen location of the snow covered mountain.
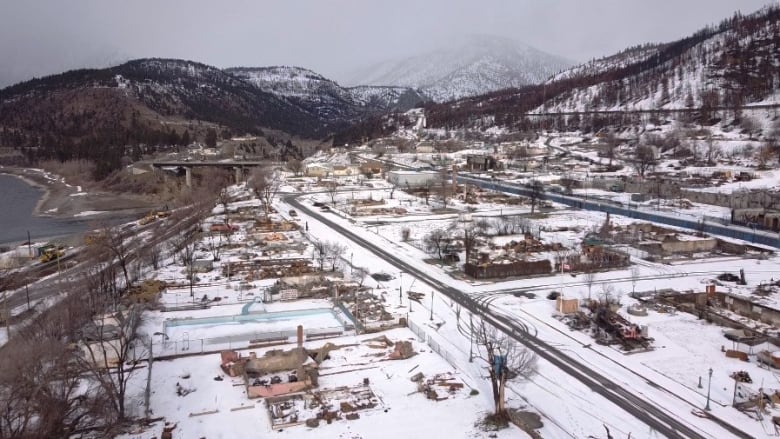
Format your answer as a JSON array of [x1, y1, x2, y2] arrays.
[[537, 7, 780, 114], [335, 6, 780, 143], [343, 34, 573, 102], [227, 66, 426, 123]]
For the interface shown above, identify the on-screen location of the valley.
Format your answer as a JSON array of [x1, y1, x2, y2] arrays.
[[2, 2, 780, 439]]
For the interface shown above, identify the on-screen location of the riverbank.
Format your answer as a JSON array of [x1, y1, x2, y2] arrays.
[[0, 166, 158, 220]]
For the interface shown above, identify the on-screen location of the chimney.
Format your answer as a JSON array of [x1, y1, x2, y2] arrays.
[[297, 325, 303, 348]]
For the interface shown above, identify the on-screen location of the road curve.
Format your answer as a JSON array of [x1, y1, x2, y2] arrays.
[[288, 194, 750, 439]]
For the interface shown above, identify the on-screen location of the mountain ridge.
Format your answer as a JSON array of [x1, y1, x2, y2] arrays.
[[343, 34, 573, 102], [333, 6, 780, 144]]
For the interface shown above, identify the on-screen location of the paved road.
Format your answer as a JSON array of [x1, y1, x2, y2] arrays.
[[457, 174, 780, 249], [288, 194, 750, 439]]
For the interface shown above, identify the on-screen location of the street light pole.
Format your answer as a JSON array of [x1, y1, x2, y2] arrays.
[[398, 272, 403, 304], [429, 291, 434, 321], [468, 313, 474, 362], [705, 367, 713, 411]]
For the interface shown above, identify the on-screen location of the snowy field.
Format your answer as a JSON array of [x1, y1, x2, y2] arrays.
[[92, 149, 780, 438], [120, 328, 518, 439]]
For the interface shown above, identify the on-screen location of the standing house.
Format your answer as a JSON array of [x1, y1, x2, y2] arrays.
[[415, 144, 435, 153], [331, 165, 358, 178], [465, 154, 498, 172], [386, 170, 439, 188], [732, 208, 780, 232], [305, 164, 331, 178]]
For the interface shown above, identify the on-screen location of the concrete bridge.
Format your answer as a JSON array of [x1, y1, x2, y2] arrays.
[[150, 160, 268, 186]]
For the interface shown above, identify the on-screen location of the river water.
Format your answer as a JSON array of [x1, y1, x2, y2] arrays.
[[0, 173, 93, 247]]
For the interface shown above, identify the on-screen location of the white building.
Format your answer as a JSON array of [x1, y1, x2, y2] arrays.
[[387, 170, 439, 188]]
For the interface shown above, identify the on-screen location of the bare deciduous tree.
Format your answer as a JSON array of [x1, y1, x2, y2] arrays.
[[630, 266, 640, 294], [423, 229, 451, 260], [325, 241, 347, 272], [604, 130, 618, 167], [249, 166, 281, 217], [325, 181, 339, 205], [312, 240, 328, 272], [740, 116, 759, 141], [90, 225, 135, 292], [286, 158, 303, 176], [584, 270, 596, 301], [207, 231, 223, 261], [353, 267, 369, 287], [631, 145, 657, 178], [75, 305, 143, 422], [423, 179, 434, 205], [388, 179, 398, 199], [472, 319, 537, 419], [528, 179, 544, 213], [461, 226, 480, 264]]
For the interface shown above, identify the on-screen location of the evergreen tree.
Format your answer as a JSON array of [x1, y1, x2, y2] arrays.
[[205, 128, 217, 148]]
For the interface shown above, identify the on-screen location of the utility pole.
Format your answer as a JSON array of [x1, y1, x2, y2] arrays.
[[469, 313, 474, 362], [189, 243, 195, 303], [705, 367, 713, 411], [398, 272, 403, 305], [429, 291, 434, 321], [3, 291, 9, 337]]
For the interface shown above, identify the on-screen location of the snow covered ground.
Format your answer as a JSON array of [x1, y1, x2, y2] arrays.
[[271, 184, 780, 437], [121, 328, 522, 439], [109, 163, 780, 438]]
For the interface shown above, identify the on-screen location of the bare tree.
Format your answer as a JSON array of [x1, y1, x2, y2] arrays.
[[423, 229, 451, 260], [631, 144, 656, 178], [198, 167, 232, 202], [740, 116, 759, 141], [423, 179, 434, 205], [768, 119, 780, 161], [325, 181, 339, 205], [388, 179, 398, 199], [705, 135, 720, 165], [207, 231, 223, 261], [75, 305, 143, 423], [630, 266, 640, 295], [286, 158, 303, 176], [584, 270, 596, 301], [0, 329, 102, 437], [325, 241, 347, 272], [248, 166, 281, 217], [604, 130, 618, 167], [461, 226, 480, 264], [312, 240, 328, 271], [528, 180, 544, 213], [472, 318, 537, 419], [757, 142, 774, 169], [353, 267, 369, 287], [141, 240, 162, 271], [90, 225, 134, 292], [217, 187, 232, 223]]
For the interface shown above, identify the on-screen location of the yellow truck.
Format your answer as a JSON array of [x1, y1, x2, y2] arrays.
[[39, 245, 65, 263]]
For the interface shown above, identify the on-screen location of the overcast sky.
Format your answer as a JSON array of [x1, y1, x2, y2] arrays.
[[0, 0, 774, 88]]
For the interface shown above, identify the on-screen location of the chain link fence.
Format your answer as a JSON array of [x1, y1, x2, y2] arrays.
[[408, 320, 460, 369], [133, 325, 347, 361]]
